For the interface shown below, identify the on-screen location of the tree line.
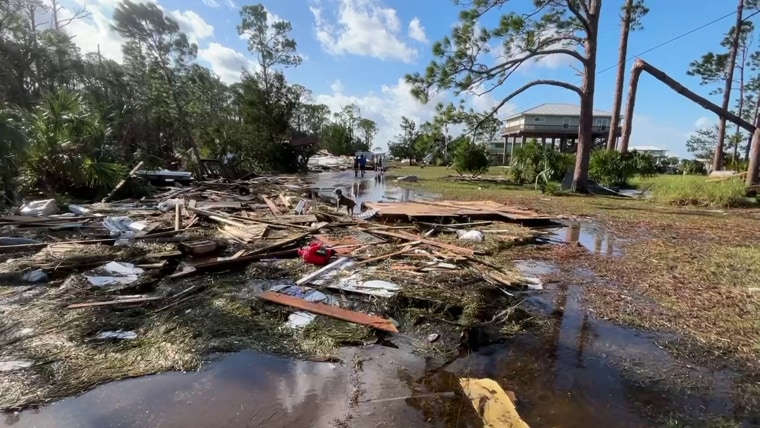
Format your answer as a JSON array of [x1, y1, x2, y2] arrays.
[[0, 0, 376, 202]]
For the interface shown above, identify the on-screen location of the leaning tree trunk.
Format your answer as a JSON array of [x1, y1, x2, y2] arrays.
[[621, 59, 755, 153], [607, 0, 634, 150], [714, 0, 745, 171], [571, 0, 601, 192]]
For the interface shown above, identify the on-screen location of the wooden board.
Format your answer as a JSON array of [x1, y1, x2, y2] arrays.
[[363, 200, 553, 222], [262, 196, 281, 215], [314, 232, 384, 255], [257, 291, 398, 332], [459, 378, 529, 428]]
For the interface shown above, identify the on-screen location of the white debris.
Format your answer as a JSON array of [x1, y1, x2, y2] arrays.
[[96, 330, 137, 340], [456, 230, 484, 242], [86, 262, 144, 287], [103, 216, 148, 240], [19, 199, 58, 216], [0, 360, 33, 372]]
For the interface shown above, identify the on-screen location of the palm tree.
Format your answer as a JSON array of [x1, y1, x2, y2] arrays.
[[0, 106, 27, 204], [24, 90, 125, 197]]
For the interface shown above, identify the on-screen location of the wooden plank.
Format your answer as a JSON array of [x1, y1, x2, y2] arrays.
[[196, 201, 242, 210], [262, 196, 281, 215], [67, 296, 162, 309], [369, 230, 478, 256], [357, 247, 415, 265], [278, 194, 291, 209], [258, 291, 398, 333], [295, 257, 350, 285], [363, 200, 552, 222], [102, 161, 144, 203], [174, 203, 181, 231], [459, 378, 529, 428]]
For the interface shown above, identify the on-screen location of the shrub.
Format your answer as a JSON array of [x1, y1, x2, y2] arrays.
[[589, 149, 657, 187], [639, 175, 747, 207], [508, 142, 574, 184], [453, 142, 489, 176], [680, 159, 707, 175]]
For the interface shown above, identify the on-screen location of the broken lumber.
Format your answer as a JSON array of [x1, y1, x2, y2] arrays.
[[257, 291, 398, 332], [295, 257, 350, 285], [67, 296, 162, 309], [356, 247, 415, 265], [278, 194, 291, 209], [101, 161, 144, 203], [369, 230, 479, 256], [262, 196, 281, 215], [169, 248, 297, 278]]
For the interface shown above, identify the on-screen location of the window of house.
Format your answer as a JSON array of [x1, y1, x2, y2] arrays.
[[533, 117, 545, 122], [595, 118, 609, 130], [562, 118, 571, 128]]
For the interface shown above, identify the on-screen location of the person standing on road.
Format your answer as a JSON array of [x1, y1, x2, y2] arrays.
[[353, 155, 360, 177], [359, 154, 367, 177]]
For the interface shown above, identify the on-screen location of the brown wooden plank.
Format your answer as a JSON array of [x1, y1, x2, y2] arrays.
[[262, 196, 282, 215], [67, 296, 162, 309], [258, 291, 398, 332], [278, 194, 291, 209], [369, 230, 478, 256]]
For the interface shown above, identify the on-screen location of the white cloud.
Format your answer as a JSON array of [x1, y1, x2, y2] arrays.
[[62, 4, 124, 62], [202, 0, 220, 7], [310, 0, 417, 63], [170, 10, 214, 44], [198, 42, 256, 83], [694, 116, 715, 129], [227, 0, 237, 8], [408, 17, 427, 44]]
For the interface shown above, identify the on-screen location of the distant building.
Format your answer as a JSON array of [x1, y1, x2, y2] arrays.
[[496, 103, 619, 165], [628, 145, 670, 162]]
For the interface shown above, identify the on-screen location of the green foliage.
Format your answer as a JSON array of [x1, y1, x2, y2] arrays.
[[22, 90, 126, 197], [453, 141, 489, 176], [680, 159, 707, 175], [588, 149, 657, 187], [639, 176, 747, 208], [508, 142, 574, 184]]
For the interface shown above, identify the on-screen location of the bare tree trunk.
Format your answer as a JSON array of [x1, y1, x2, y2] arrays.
[[745, 96, 760, 161], [714, 0, 745, 171], [571, 0, 601, 192], [619, 61, 642, 153], [746, 112, 760, 185], [607, 0, 633, 150]]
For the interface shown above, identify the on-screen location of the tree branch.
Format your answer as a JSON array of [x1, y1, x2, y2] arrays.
[[565, 0, 590, 32]]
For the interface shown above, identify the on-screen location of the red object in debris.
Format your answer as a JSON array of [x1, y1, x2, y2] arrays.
[[298, 241, 335, 266]]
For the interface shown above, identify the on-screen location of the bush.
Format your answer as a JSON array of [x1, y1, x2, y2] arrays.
[[638, 175, 747, 207], [508, 142, 574, 184], [589, 149, 656, 187], [680, 159, 707, 175], [453, 142, 489, 176]]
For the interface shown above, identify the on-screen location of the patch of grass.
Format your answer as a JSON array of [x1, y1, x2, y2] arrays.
[[388, 165, 506, 180], [635, 175, 750, 208]]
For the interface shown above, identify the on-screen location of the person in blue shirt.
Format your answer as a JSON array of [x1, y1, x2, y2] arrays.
[[359, 155, 367, 177], [353, 156, 360, 177]]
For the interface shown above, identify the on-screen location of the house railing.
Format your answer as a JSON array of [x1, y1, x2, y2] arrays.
[[501, 124, 615, 134]]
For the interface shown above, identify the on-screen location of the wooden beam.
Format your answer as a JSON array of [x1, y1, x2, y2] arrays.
[[258, 291, 398, 332]]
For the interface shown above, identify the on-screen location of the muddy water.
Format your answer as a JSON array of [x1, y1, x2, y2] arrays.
[[539, 223, 623, 256], [304, 171, 439, 207]]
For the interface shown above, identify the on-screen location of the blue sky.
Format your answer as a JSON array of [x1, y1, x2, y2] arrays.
[[63, 0, 752, 158]]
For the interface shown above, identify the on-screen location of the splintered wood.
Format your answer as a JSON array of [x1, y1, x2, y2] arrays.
[[363, 200, 553, 223]]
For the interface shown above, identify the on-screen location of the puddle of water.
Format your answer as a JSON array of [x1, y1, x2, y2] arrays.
[[506, 260, 742, 427], [2, 347, 439, 428], [303, 171, 439, 207], [539, 223, 623, 256]]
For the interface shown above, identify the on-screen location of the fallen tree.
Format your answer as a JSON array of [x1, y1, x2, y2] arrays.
[[619, 58, 760, 185]]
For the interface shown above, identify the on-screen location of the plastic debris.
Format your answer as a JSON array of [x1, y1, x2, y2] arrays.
[[103, 216, 148, 241], [96, 330, 137, 340], [456, 230, 485, 242], [21, 269, 47, 284], [396, 176, 418, 182], [19, 199, 58, 216], [0, 360, 34, 372], [68, 205, 91, 215], [86, 262, 144, 287], [427, 333, 440, 343], [0, 237, 41, 246]]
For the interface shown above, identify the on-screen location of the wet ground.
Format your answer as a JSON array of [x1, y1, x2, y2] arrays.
[[1, 172, 748, 427], [304, 170, 439, 207]]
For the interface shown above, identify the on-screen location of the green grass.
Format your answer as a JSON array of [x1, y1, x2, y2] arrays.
[[633, 175, 750, 208], [388, 165, 508, 180]]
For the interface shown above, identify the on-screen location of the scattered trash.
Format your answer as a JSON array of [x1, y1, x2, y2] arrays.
[[0, 237, 41, 246], [459, 378, 529, 428], [96, 330, 137, 340], [0, 360, 34, 372], [457, 230, 485, 242], [21, 269, 47, 283], [103, 216, 148, 241], [85, 262, 144, 287], [297, 242, 336, 266], [19, 199, 58, 217], [68, 205, 91, 215], [427, 333, 440, 343]]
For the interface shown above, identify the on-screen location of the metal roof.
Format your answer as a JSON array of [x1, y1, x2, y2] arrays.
[[506, 103, 613, 119]]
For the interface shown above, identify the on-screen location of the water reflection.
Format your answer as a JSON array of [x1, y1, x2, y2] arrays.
[[541, 223, 622, 256], [303, 171, 439, 207]]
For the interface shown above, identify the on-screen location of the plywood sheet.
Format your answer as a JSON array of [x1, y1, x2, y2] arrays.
[[363, 200, 552, 222]]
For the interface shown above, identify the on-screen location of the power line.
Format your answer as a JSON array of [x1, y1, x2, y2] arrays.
[[597, 9, 760, 76]]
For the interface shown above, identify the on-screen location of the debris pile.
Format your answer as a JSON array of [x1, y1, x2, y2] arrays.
[[0, 174, 553, 410]]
